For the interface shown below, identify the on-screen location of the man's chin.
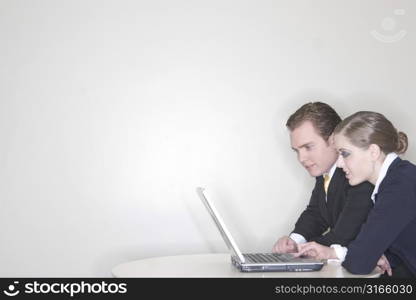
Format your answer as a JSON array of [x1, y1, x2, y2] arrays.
[[306, 169, 323, 177]]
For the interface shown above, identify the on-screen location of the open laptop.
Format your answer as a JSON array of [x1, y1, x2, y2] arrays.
[[196, 187, 324, 272]]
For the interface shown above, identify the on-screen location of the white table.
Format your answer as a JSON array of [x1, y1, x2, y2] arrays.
[[112, 253, 381, 278]]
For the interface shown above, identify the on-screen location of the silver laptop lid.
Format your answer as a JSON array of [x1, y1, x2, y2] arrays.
[[196, 187, 246, 263]]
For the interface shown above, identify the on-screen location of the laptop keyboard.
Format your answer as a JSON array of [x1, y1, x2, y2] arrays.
[[243, 253, 294, 263]]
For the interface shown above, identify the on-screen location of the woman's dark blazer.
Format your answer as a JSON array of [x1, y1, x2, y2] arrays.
[[343, 157, 416, 276]]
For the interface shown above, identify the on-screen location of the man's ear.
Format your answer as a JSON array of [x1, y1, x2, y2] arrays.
[[369, 144, 382, 161]]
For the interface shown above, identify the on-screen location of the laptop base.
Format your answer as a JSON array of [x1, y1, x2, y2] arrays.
[[231, 256, 324, 272]]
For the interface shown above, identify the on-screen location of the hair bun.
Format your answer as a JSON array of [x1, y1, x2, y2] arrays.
[[397, 131, 408, 154]]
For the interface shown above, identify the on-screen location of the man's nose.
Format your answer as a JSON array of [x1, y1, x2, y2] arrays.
[[298, 150, 308, 164]]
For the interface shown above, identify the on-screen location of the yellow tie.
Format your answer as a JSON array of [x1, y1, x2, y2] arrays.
[[323, 174, 331, 194]]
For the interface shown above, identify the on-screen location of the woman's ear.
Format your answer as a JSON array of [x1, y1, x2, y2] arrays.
[[327, 133, 335, 146], [369, 144, 382, 161]]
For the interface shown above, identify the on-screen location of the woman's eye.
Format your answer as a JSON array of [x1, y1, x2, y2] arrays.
[[340, 151, 350, 158]]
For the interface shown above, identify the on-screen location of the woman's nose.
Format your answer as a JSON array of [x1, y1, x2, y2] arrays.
[[336, 155, 344, 168]]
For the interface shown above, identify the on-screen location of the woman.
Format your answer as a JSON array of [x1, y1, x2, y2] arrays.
[[295, 111, 416, 278]]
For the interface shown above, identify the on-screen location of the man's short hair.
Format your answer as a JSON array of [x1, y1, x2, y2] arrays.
[[286, 102, 342, 140]]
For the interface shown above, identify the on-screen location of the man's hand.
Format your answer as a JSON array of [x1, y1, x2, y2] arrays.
[[272, 236, 298, 253], [376, 254, 392, 276], [294, 241, 337, 260]]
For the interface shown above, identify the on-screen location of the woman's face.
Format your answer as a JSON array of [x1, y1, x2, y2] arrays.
[[334, 134, 375, 186]]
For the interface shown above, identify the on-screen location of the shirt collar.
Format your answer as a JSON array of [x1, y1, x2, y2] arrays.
[[371, 152, 399, 203], [324, 163, 337, 180]]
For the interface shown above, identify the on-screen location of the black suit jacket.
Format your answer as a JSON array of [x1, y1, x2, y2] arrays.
[[292, 168, 374, 246]]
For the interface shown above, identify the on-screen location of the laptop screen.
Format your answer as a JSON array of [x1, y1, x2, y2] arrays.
[[196, 187, 246, 263]]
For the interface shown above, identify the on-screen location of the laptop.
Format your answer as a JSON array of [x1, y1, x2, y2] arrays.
[[196, 187, 324, 272]]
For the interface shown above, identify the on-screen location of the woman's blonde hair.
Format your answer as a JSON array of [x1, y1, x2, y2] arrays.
[[334, 111, 408, 154]]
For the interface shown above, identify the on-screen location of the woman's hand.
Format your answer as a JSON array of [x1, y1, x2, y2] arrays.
[[376, 254, 392, 276], [294, 242, 337, 260]]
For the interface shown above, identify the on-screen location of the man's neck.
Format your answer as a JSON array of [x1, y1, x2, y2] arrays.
[[323, 161, 337, 175]]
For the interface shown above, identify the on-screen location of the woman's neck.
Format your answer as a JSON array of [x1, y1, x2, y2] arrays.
[[368, 154, 387, 185]]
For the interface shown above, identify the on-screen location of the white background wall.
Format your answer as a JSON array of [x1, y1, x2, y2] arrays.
[[0, 0, 415, 276]]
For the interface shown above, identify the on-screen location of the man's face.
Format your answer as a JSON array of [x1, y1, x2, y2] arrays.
[[289, 121, 338, 177]]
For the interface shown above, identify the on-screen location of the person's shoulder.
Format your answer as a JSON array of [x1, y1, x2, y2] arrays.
[[387, 158, 416, 179], [397, 158, 416, 171], [382, 157, 416, 190], [378, 158, 416, 208]]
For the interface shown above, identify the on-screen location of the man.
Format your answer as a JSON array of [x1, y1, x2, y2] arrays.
[[272, 102, 374, 259]]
